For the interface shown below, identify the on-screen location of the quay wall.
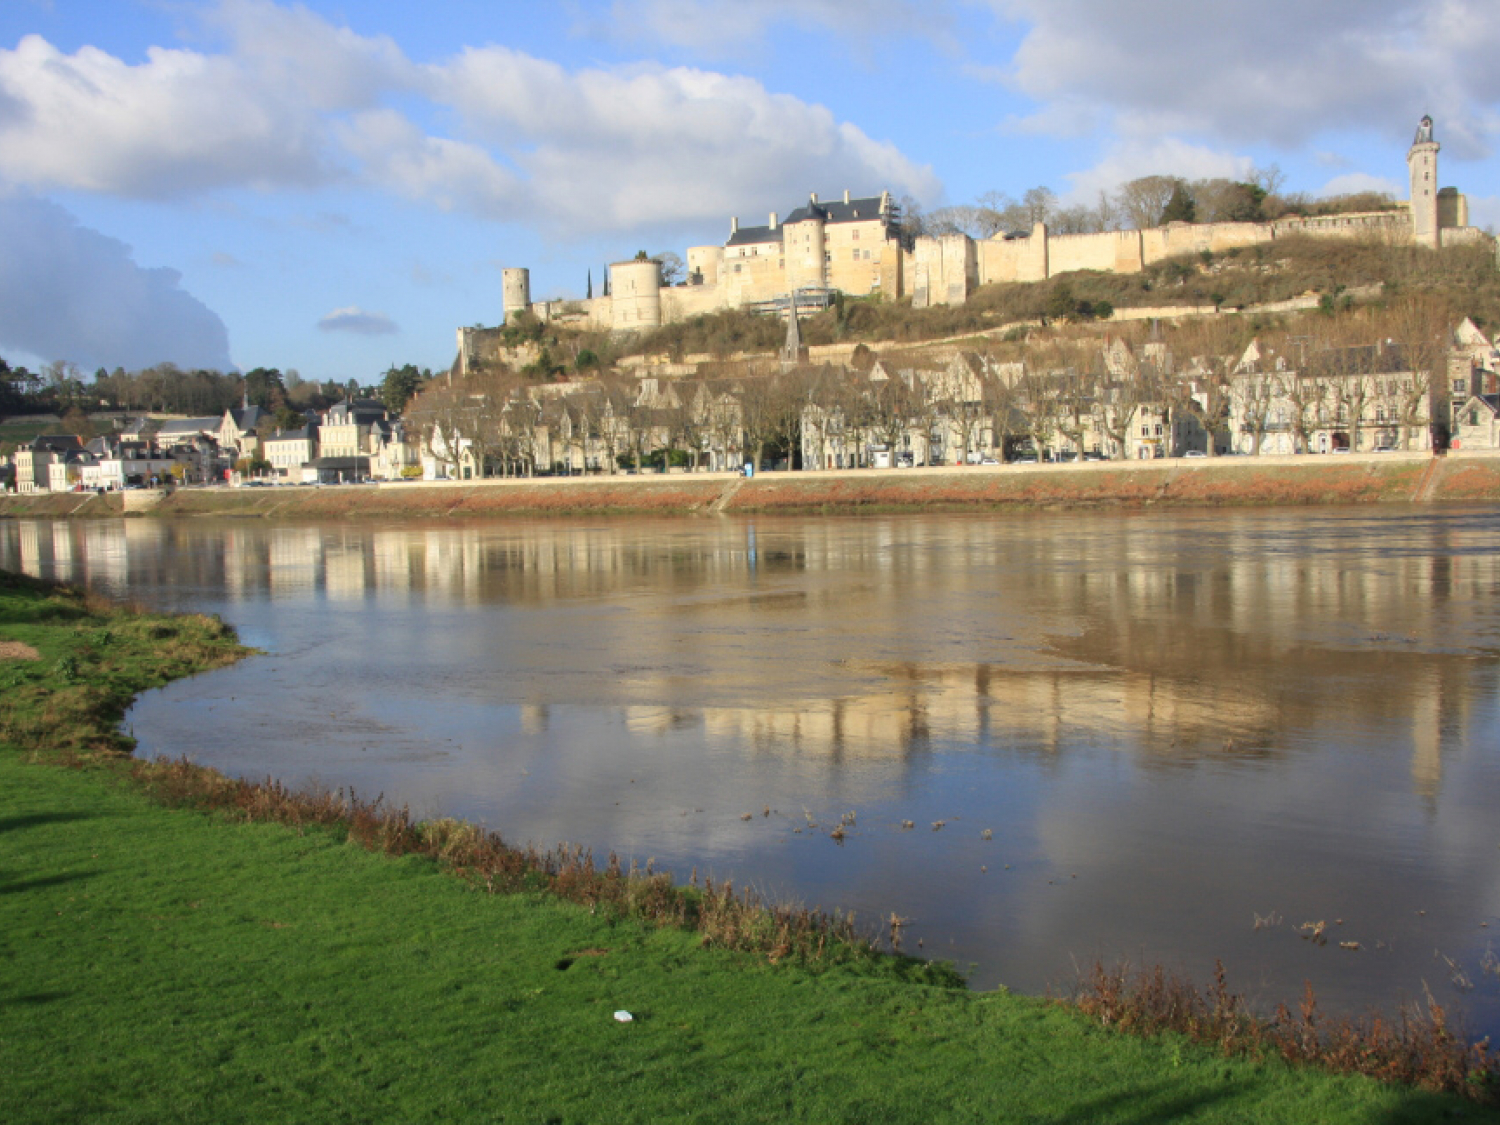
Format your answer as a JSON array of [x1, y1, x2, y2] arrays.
[[3, 452, 1499, 521]]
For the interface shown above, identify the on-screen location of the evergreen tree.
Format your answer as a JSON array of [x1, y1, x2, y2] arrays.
[[1160, 181, 1197, 224]]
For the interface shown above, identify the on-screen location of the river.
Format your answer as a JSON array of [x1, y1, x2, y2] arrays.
[[4, 507, 1498, 1036]]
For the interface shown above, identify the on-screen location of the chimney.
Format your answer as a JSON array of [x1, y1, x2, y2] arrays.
[[843, 189, 850, 205], [810, 191, 818, 204], [731, 216, 739, 234], [770, 211, 778, 229]]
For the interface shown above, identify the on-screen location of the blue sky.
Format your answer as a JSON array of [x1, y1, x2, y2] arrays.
[[3, 0, 1498, 384]]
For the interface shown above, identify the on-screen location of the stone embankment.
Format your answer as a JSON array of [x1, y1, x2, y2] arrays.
[[4, 451, 1499, 521]]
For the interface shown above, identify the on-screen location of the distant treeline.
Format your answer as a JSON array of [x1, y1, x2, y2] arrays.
[[0, 360, 432, 423]]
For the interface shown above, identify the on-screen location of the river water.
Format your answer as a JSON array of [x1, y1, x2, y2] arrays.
[[4, 508, 1499, 1036]]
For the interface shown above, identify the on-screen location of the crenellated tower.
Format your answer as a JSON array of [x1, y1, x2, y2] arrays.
[[1407, 115, 1440, 249]]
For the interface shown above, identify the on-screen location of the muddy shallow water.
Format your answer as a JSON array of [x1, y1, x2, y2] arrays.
[[5, 506, 1499, 1035]]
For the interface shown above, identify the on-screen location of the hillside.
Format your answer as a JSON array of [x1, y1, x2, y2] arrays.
[[488, 236, 1500, 372]]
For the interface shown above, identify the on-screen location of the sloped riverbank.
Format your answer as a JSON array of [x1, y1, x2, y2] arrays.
[[5, 451, 1498, 521]]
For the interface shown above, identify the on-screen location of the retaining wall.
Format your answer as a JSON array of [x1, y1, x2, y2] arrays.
[[3, 453, 1497, 521]]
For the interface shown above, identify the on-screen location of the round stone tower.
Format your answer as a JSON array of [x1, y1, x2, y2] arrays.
[[502, 268, 532, 324], [610, 259, 663, 331], [784, 192, 828, 289]]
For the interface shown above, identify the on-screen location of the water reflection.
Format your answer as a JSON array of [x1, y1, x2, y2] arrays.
[[3, 508, 1499, 1035]]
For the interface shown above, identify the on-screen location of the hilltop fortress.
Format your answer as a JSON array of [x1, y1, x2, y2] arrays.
[[460, 116, 1489, 366]]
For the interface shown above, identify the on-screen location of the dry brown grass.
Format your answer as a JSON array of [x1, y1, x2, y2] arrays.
[[1067, 960, 1498, 1105], [126, 757, 893, 971]]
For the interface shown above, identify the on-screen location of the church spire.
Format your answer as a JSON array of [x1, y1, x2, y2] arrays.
[[780, 293, 803, 368]]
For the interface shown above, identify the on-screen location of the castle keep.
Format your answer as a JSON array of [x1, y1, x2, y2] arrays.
[[459, 116, 1487, 367]]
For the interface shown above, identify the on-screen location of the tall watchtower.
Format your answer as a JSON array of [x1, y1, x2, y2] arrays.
[[1407, 115, 1440, 249]]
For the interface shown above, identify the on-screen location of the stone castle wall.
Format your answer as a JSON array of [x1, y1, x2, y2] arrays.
[[468, 119, 1488, 349]]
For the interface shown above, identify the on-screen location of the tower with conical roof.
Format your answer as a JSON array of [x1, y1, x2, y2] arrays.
[[1407, 115, 1440, 249]]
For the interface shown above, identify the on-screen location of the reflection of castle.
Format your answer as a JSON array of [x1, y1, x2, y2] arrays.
[[4, 515, 1494, 800], [466, 116, 1490, 351]]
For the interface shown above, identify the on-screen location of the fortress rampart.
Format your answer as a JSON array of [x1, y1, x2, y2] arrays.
[[458, 116, 1491, 371]]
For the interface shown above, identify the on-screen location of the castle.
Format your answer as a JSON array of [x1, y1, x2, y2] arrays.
[[459, 116, 1487, 368]]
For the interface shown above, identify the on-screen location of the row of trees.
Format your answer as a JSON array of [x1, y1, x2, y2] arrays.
[[0, 358, 433, 426], [910, 167, 1399, 241], [405, 294, 1459, 475]]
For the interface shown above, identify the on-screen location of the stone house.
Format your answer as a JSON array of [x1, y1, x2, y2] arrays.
[[14, 434, 84, 492], [218, 405, 270, 462], [1228, 340, 1438, 454], [264, 425, 318, 480], [1452, 395, 1500, 451]]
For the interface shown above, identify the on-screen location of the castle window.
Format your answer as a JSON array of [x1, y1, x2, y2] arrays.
[[852, 249, 860, 260]]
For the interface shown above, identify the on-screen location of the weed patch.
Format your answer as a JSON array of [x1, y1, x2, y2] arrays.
[[1069, 960, 1497, 1106]]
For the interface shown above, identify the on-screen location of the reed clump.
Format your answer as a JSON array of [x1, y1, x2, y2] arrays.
[[126, 755, 918, 975], [1067, 959, 1498, 1106]]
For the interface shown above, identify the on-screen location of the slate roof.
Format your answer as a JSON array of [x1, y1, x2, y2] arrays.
[[157, 417, 221, 436], [267, 427, 316, 443], [726, 224, 780, 248], [324, 399, 388, 425], [29, 434, 84, 453], [782, 196, 888, 226], [726, 195, 892, 249], [228, 405, 270, 431]]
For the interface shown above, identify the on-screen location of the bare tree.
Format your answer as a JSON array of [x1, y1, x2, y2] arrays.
[[654, 251, 685, 287], [1022, 187, 1057, 227], [1382, 296, 1454, 449], [1117, 176, 1178, 230]]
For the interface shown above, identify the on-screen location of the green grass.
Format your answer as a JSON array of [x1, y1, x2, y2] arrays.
[[1, 572, 1494, 1123]]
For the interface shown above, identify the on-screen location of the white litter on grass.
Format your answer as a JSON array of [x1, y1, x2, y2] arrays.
[[614, 1010, 633, 1022]]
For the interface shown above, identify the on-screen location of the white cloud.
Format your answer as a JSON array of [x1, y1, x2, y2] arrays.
[[0, 34, 338, 198], [1316, 173, 1404, 199], [993, 0, 1500, 156], [426, 49, 939, 230], [0, 1, 939, 231], [317, 307, 398, 336], [1061, 139, 1253, 205], [579, 0, 943, 56], [0, 191, 233, 370]]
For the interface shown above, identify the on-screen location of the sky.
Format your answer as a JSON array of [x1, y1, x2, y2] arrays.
[[2, 0, 1499, 385]]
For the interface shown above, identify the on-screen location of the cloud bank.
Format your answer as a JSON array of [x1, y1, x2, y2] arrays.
[[0, 191, 233, 371], [0, 0, 941, 232], [996, 0, 1500, 157]]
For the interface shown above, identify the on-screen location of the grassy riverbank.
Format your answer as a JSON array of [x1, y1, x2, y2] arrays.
[[1, 573, 1495, 1122], [4, 452, 1500, 523]]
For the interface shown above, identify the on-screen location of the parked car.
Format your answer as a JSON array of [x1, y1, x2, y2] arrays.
[[1082, 452, 1107, 462], [1011, 452, 1040, 464], [1183, 450, 1208, 458]]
